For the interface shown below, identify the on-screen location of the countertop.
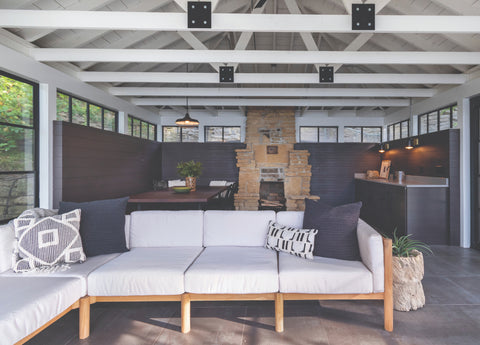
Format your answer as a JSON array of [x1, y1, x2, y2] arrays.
[[354, 173, 448, 188]]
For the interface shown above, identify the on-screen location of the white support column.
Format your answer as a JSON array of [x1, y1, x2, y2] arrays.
[[460, 97, 471, 248], [118, 111, 128, 134], [39, 83, 56, 209]]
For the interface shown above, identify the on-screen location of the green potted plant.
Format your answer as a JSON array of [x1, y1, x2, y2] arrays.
[[176, 160, 203, 191], [391, 230, 432, 311]]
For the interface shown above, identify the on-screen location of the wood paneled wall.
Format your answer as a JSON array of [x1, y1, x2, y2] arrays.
[[382, 129, 460, 245], [161, 143, 246, 186], [294, 143, 381, 206], [53, 121, 162, 207]]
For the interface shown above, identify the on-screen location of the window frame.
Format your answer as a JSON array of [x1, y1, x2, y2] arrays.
[[204, 126, 242, 143], [387, 119, 410, 141], [162, 125, 199, 142], [299, 126, 339, 143], [128, 115, 157, 141], [344, 126, 383, 143], [0, 70, 39, 223], [418, 104, 457, 135], [56, 91, 118, 132]]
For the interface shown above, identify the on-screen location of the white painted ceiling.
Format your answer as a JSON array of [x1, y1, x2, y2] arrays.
[[1, 0, 479, 116]]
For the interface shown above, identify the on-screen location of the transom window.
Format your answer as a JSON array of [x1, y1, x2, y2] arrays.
[[344, 126, 382, 143], [162, 126, 199, 142], [387, 120, 409, 141], [0, 71, 38, 222], [56, 91, 117, 132], [418, 104, 458, 135], [299, 126, 338, 143], [128, 115, 157, 141], [205, 126, 241, 142]]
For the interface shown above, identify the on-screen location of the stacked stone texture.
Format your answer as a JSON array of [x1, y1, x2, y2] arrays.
[[235, 108, 318, 211]]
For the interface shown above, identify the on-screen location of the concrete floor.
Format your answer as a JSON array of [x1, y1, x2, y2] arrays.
[[26, 245, 480, 345]]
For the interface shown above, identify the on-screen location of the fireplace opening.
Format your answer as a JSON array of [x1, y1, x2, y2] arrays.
[[259, 181, 286, 212]]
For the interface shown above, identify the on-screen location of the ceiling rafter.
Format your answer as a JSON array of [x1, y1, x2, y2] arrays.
[[32, 48, 480, 65], [77, 71, 466, 85], [2, 10, 480, 34], [132, 97, 410, 107], [109, 86, 436, 98]]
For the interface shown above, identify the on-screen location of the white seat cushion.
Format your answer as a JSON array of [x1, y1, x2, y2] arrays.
[[0, 276, 82, 345], [1, 253, 119, 295], [130, 211, 204, 247], [279, 252, 373, 294], [0, 223, 15, 273], [88, 247, 203, 296], [185, 246, 279, 294], [204, 211, 275, 246]]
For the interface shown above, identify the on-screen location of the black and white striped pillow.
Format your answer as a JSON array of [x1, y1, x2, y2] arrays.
[[265, 221, 318, 260]]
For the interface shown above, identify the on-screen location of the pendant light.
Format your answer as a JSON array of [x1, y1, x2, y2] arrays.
[[176, 64, 199, 127]]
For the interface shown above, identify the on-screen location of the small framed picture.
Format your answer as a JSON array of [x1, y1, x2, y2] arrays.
[[267, 145, 278, 154], [379, 160, 391, 179]]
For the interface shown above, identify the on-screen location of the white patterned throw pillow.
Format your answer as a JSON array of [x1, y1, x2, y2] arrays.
[[13, 209, 86, 273], [265, 221, 318, 260]]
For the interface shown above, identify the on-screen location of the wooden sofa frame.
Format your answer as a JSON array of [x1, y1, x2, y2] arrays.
[[77, 237, 392, 339]]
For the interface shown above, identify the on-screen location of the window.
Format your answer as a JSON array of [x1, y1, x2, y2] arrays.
[[127, 115, 157, 141], [418, 104, 458, 135], [387, 120, 410, 141], [299, 126, 338, 143], [205, 126, 241, 142], [0, 71, 38, 222], [162, 126, 199, 142], [344, 126, 382, 143], [56, 92, 117, 132]]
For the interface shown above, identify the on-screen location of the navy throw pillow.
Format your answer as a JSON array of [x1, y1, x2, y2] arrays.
[[303, 199, 362, 261], [59, 197, 129, 257]]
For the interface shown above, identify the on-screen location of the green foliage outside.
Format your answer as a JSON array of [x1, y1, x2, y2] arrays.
[[0, 75, 34, 171]]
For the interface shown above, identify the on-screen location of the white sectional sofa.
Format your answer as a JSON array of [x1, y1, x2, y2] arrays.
[[0, 210, 392, 344]]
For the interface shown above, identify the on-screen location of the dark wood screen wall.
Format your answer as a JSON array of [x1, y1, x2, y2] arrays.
[[161, 143, 246, 185], [382, 129, 460, 245], [53, 121, 162, 207], [294, 143, 381, 206]]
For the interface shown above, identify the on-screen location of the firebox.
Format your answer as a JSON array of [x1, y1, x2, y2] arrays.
[[259, 181, 286, 212]]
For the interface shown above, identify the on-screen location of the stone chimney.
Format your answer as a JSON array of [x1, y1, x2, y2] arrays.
[[234, 108, 318, 211]]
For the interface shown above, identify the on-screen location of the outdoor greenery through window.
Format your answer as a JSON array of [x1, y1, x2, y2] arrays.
[[0, 71, 38, 222], [205, 126, 241, 142], [387, 120, 410, 141], [299, 126, 338, 143], [162, 126, 199, 142], [127, 115, 157, 141], [56, 91, 117, 132], [418, 104, 458, 135], [344, 126, 382, 143]]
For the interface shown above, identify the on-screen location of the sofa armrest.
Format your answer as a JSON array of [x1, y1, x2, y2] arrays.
[[357, 219, 384, 293]]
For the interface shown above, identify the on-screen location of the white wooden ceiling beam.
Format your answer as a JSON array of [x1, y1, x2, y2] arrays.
[[109, 87, 435, 98], [3, 11, 480, 34], [78, 72, 466, 84], [132, 97, 410, 107], [34, 49, 480, 65]]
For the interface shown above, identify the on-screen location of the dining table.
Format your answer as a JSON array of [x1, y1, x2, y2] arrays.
[[128, 186, 228, 210]]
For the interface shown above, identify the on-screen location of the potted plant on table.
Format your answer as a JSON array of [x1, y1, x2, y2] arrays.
[[177, 160, 203, 191], [391, 230, 433, 311]]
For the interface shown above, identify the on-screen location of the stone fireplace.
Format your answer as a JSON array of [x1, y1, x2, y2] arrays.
[[234, 108, 318, 211]]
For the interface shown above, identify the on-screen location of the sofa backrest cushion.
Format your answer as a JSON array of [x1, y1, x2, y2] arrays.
[[204, 210, 276, 247], [125, 215, 131, 249], [0, 223, 15, 273], [130, 211, 203, 247], [276, 211, 304, 228]]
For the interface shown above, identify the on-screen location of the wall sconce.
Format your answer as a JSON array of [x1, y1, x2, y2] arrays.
[[405, 138, 419, 150], [379, 143, 389, 153]]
